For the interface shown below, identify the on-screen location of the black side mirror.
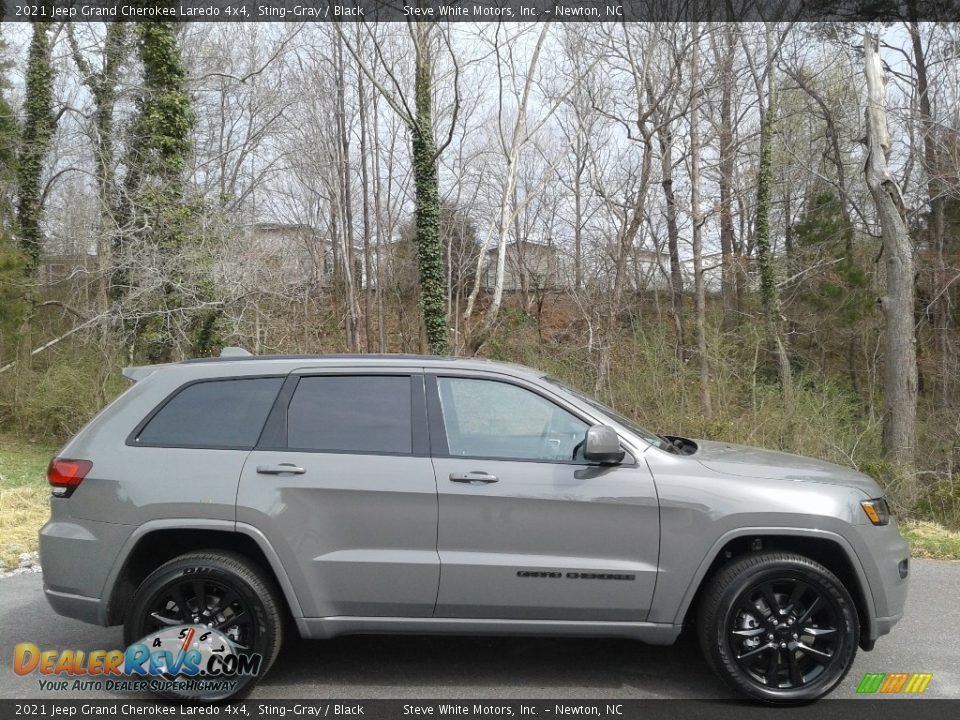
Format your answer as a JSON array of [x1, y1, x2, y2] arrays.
[[583, 424, 625, 465]]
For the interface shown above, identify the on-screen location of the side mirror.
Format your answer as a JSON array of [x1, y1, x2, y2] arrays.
[[583, 424, 625, 465]]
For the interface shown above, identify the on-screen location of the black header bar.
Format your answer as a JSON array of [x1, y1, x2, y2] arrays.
[[3, 0, 959, 23]]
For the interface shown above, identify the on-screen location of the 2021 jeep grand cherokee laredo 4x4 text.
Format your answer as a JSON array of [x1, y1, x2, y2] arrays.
[[40, 352, 909, 702]]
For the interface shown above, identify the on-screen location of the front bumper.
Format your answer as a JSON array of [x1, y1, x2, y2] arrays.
[[853, 519, 910, 648]]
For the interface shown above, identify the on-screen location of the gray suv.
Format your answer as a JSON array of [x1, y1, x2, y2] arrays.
[[40, 351, 909, 703]]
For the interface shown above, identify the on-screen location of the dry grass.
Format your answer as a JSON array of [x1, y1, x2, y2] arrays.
[[0, 435, 56, 571], [900, 520, 960, 561]]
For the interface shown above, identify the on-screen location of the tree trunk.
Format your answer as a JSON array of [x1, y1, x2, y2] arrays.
[[411, 24, 448, 355], [863, 32, 917, 472], [753, 36, 792, 403], [596, 133, 655, 395], [908, 21, 951, 408], [690, 30, 712, 419], [656, 120, 685, 359], [16, 19, 56, 274], [357, 66, 375, 353], [372, 94, 386, 353], [334, 33, 360, 352], [573, 140, 585, 292], [717, 24, 739, 329]]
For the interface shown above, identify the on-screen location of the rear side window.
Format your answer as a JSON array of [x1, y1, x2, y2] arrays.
[[287, 375, 412, 454], [134, 377, 283, 449]]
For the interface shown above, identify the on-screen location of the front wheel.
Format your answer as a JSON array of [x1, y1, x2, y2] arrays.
[[697, 551, 859, 703], [124, 551, 283, 701]]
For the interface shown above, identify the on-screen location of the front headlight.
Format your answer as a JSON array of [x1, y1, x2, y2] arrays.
[[861, 497, 890, 526]]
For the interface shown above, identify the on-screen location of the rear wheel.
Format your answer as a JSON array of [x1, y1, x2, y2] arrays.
[[697, 551, 859, 703], [124, 551, 283, 701]]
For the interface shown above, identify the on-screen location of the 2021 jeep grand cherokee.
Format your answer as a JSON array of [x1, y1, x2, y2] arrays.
[[40, 351, 909, 702]]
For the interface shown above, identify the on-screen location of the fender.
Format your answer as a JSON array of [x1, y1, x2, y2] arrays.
[[671, 526, 876, 637], [100, 518, 305, 628]]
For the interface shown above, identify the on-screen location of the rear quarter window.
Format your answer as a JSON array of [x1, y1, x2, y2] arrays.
[[131, 377, 283, 449]]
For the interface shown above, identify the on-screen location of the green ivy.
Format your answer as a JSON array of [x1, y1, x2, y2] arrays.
[[411, 45, 448, 355], [123, 17, 209, 362], [15, 15, 56, 273]]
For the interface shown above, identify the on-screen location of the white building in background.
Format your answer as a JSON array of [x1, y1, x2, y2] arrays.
[[481, 240, 573, 292], [220, 222, 364, 290]]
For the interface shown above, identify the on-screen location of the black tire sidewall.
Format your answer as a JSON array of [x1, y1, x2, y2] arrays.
[[710, 559, 859, 703], [124, 556, 276, 702]]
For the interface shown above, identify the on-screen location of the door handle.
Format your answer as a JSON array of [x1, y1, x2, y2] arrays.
[[449, 471, 499, 484], [256, 463, 306, 475]]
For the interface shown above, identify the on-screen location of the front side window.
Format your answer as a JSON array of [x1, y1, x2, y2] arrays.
[[542, 376, 672, 452], [437, 377, 588, 462], [287, 375, 412, 454], [135, 377, 283, 449]]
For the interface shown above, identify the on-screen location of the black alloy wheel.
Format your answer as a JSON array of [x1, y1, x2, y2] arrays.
[[728, 577, 842, 690], [143, 576, 256, 651], [124, 551, 283, 701], [698, 551, 859, 703]]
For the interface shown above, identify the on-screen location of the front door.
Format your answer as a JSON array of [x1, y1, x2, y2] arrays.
[[237, 370, 439, 618], [428, 373, 660, 621]]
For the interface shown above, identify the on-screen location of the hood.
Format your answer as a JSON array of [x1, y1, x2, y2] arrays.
[[692, 439, 882, 497]]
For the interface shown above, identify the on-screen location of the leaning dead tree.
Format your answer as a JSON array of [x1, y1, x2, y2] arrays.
[[863, 32, 917, 473]]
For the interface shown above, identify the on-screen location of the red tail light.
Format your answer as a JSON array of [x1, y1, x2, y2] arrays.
[[47, 458, 93, 498]]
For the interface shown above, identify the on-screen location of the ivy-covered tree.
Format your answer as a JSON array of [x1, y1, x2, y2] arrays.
[[0, 28, 25, 352], [15, 14, 57, 273], [753, 53, 792, 401], [397, 203, 480, 301], [410, 24, 448, 354], [122, 19, 218, 362]]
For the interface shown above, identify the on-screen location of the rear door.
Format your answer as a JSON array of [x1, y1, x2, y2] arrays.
[[237, 368, 440, 618], [428, 371, 660, 621]]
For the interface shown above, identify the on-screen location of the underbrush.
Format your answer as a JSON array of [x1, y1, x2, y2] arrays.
[[0, 310, 958, 563]]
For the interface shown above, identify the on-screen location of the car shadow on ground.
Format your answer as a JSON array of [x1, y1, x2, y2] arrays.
[[256, 629, 734, 699]]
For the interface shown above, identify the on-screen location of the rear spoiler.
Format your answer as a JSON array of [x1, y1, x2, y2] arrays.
[[122, 348, 251, 382], [122, 366, 158, 382]]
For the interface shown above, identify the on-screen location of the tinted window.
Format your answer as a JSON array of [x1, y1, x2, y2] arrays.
[[287, 375, 412, 454], [136, 377, 282, 448], [437, 377, 588, 462]]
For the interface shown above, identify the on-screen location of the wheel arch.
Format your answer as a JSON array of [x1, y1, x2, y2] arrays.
[[676, 528, 876, 651], [102, 520, 304, 629]]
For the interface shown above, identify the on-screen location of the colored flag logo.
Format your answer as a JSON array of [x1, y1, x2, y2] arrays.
[[857, 672, 933, 694]]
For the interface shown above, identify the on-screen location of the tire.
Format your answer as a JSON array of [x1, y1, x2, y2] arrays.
[[124, 551, 283, 701], [697, 551, 859, 704]]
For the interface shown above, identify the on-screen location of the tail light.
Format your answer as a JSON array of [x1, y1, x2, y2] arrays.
[[47, 458, 93, 498]]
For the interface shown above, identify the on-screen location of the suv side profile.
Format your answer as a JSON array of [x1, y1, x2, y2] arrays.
[[40, 352, 909, 703]]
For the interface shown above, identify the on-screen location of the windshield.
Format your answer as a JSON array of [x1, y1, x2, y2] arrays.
[[543, 377, 673, 452]]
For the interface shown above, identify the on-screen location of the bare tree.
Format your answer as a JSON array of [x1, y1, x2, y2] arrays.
[[462, 23, 553, 355], [863, 32, 917, 472], [689, 24, 712, 419]]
